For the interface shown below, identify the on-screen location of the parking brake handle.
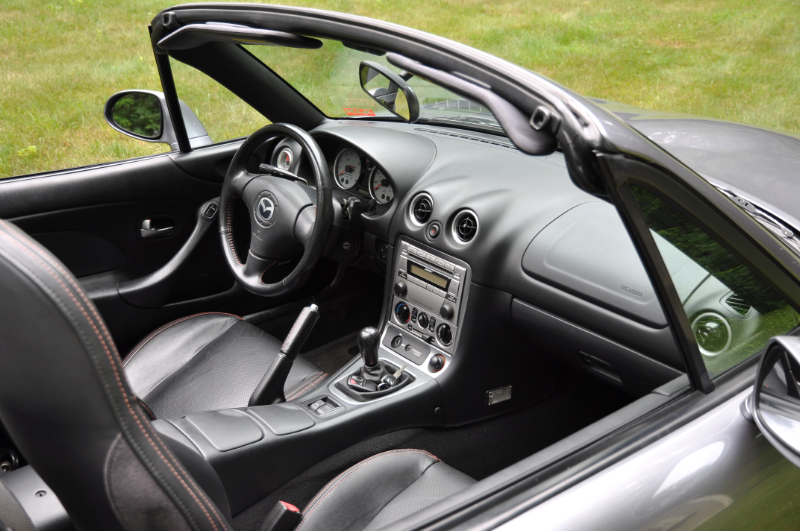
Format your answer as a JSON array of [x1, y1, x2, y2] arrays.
[[249, 304, 319, 407]]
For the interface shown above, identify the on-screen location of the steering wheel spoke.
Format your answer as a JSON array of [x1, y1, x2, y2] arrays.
[[244, 251, 276, 279], [229, 168, 259, 197]]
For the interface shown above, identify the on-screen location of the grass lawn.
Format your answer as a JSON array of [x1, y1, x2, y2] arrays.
[[2, 0, 800, 178]]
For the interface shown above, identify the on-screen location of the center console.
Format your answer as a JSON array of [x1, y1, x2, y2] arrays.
[[382, 237, 471, 375]]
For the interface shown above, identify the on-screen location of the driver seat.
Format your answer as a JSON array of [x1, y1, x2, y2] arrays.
[[123, 312, 327, 419], [0, 219, 476, 530]]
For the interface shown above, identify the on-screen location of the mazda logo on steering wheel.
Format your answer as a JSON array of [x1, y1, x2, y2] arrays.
[[258, 197, 275, 221]]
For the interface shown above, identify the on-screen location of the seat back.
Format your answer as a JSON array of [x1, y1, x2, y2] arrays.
[[0, 220, 230, 531]]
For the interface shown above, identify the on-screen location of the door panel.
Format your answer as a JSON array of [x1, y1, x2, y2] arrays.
[[0, 143, 305, 354]]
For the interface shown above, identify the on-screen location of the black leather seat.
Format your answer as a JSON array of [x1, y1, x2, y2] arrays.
[[296, 449, 475, 531], [0, 220, 475, 530], [123, 312, 327, 418]]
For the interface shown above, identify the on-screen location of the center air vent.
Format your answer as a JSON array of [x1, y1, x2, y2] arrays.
[[409, 194, 433, 226], [452, 210, 479, 243]]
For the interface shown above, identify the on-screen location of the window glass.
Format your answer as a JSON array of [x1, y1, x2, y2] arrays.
[[244, 41, 503, 135], [631, 185, 800, 377], [169, 59, 269, 144]]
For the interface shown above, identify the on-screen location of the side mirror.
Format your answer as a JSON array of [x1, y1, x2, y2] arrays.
[[104, 90, 212, 150], [359, 61, 419, 123], [752, 336, 800, 468]]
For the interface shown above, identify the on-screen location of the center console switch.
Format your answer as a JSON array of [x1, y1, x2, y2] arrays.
[[383, 328, 430, 366]]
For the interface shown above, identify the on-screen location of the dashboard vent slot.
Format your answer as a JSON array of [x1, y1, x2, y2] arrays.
[[453, 210, 479, 243], [412, 195, 433, 224], [415, 128, 518, 151], [725, 294, 751, 316]]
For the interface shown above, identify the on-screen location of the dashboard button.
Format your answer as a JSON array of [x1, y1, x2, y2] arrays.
[[448, 279, 460, 295], [444, 262, 455, 272]]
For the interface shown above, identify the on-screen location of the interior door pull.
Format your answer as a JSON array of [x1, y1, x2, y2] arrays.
[[120, 199, 218, 308], [140, 218, 176, 239]]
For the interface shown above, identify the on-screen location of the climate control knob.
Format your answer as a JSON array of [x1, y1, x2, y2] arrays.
[[437, 323, 453, 346], [394, 281, 407, 297], [395, 302, 411, 324], [418, 312, 429, 328]]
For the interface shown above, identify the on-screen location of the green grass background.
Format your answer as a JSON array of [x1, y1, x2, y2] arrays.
[[2, 0, 800, 179]]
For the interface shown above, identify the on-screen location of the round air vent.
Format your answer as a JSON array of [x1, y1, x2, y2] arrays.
[[452, 210, 479, 243], [691, 312, 731, 357], [409, 193, 433, 226]]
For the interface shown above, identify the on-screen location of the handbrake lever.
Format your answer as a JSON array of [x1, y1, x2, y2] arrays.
[[249, 304, 319, 406]]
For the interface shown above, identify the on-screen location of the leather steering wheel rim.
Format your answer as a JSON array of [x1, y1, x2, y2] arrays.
[[219, 123, 332, 297]]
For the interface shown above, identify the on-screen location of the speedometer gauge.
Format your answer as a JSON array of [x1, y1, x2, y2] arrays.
[[369, 168, 394, 204], [333, 148, 361, 190]]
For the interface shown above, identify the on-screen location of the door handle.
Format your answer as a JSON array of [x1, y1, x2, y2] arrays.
[[140, 218, 175, 239]]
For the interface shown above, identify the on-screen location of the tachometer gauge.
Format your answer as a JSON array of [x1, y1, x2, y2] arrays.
[[333, 148, 362, 190], [369, 168, 394, 204], [276, 147, 294, 171]]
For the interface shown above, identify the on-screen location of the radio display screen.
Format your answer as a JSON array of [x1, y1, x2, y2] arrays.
[[408, 262, 449, 290]]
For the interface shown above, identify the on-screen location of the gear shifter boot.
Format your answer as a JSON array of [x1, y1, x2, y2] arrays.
[[344, 327, 413, 397]]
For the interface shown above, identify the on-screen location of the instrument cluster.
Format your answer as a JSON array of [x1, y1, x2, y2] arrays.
[[332, 147, 395, 205]]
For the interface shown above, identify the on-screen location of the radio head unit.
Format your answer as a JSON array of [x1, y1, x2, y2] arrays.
[[389, 240, 468, 356]]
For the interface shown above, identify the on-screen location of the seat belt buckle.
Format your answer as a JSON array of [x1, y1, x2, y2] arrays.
[[259, 500, 303, 531]]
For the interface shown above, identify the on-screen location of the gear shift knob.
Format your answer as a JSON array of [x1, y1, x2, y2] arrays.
[[358, 327, 380, 368]]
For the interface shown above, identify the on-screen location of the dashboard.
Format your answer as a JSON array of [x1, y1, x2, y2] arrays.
[[266, 119, 755, 400]]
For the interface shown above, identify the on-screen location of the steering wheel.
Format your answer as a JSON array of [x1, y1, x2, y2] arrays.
[[219, 123, 332, 296]]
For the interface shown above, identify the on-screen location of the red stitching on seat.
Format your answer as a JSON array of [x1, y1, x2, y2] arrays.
[[286, 372, 327, 401], [0, 222, 230, 531], [297, 449, 440, 530], [123, 312, 243, 367]]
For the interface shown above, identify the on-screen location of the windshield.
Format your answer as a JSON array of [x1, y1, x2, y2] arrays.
[[244, 40, 503, 135]]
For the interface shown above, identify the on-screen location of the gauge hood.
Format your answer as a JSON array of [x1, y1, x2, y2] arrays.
[[595, 98, 800, 230]]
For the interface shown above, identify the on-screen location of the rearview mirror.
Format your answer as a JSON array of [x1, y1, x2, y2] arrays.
[[359, 61, 419, 123], [752, 336, 800, 468], [104, 90, 212, 150]]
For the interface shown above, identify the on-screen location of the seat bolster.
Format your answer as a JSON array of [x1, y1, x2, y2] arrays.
[[361, 460, 476, 531], [297, 450, 453, 531], [124, 313, 242, 397]]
